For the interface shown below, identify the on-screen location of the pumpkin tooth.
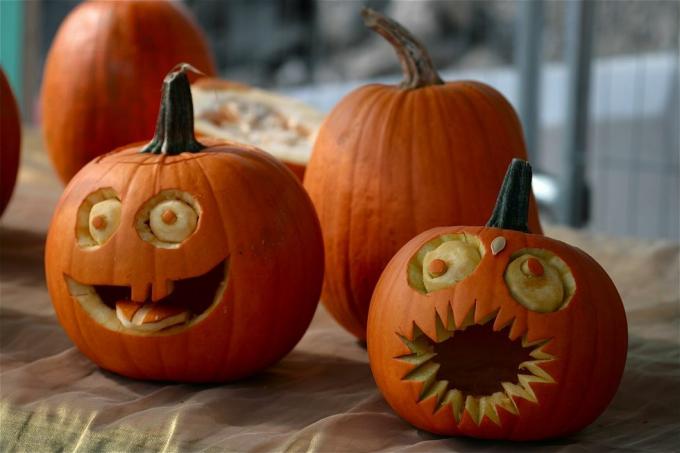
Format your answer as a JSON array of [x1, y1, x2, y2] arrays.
[[491, 391, 518, 416], [421, 379, 448, 406], [442, 389, 465, 423], [477, 308, 500, 326], [530, 342, 555, 360], [521, 335, 551, 349], [398, 332, 434, 355], [435, 312, 452, 342], [395, 352, 437, 366], [403, 361, 440, 390], [464, 395, 481, 425], [520, 361, 555, 383], [458, 305, 476, 330], [479, 395, 501, 425], [502, 381, 536, 403], [445, 304, 456, 331], [517, 374, 545, 402]]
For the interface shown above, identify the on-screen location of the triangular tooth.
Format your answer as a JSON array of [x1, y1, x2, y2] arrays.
[[502, 381, 537, 403], [518, 374, 545, 402], [421, 380, 448, 406], [441, 389, 464, 423], [403, 361, 440, 388], [479, 396, 501, 426], [398, 332, 433, 355], [395, 352, 437, 366], [435, 313, 452, 342], [459, 304, 476, 330], [464, 395, 480, 425], [478, 308, 500, 326], [493, 307, 515, 333], [492, 391, 518, 416], [522, 335, 550, 349], [446, 304, 456, 331], [530, 343, 555, 360], [519, 361, 555, 383]]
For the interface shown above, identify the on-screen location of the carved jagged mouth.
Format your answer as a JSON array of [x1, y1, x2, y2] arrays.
[[397, 305, 555, 426], [65, 259, 229, 335]]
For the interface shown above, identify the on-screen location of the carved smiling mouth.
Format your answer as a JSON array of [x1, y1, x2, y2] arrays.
[[65, 259, 229, 334], [397, 303, 555, 426]]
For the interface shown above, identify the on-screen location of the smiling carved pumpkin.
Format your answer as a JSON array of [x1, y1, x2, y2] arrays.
[[45, 65, 324, 382], [367, 160, 627, 440]]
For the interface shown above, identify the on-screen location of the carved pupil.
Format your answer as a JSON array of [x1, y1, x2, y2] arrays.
[[522, 257, 545, 277], [91, 215, 107, 230], [161, 209, 177, 225], [428, 259, 448, 277]]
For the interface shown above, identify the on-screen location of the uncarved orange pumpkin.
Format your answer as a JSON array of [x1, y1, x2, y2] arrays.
[[303, 9, 542, 341], [0, 67, 21, 216], [367, 160, 627, 440], [41, 0, 216, 184], [45, 65, 324, 382]]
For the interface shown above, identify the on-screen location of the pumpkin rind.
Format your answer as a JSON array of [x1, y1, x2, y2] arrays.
[[304, 11, 542, 340], [41, 0, 216, 183], [0, 68, 21, 216]]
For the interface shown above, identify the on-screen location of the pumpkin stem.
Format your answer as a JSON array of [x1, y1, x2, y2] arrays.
[[362, 8, 444, 90], [142, 63, 206, 155], [486, 159, 532, 232]]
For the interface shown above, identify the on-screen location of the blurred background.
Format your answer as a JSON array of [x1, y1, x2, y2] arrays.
[[1, 0, 678, 240]]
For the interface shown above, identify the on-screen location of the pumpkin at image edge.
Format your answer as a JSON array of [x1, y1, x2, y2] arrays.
[[44, 65, 324, 382], [41, 0, 217, 184], [304, 9, 542, 341], [367, 160, 627, 440], [0, 67, 21, 216]]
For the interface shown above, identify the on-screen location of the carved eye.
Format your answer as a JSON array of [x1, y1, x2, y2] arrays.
[[77, 188, 121, 248], [408, 234, 484, 293], [136, 190, 200, 248], [504, 249, 575, 312]]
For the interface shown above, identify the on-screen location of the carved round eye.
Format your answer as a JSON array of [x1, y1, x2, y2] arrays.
[[422, 240, 482, 292], [505, 249, 575, 312], [76, 188, 121, 248], [88, 199, 122, 245], [149, 200, 198, 243], [135, 190, 200, 248]]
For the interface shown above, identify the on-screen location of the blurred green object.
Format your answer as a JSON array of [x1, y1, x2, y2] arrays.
[[0, 0, 23, 106]]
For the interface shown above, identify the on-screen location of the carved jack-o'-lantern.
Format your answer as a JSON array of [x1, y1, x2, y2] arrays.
[[45, 65, 324, 382], [367, 160, 627, 440]]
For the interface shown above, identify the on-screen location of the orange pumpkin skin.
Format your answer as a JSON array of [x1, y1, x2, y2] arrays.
[[41, 0, 216, 184], [367, 163, 627, 440], [304, 11, 541, 341], [44, 68, 323, 382], [0, 68, 21, 216]]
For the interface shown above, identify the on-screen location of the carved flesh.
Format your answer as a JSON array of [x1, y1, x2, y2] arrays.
[[397, 303, 555, 426]]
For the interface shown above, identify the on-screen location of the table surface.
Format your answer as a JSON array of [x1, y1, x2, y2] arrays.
[[1, 129, 679, 452]]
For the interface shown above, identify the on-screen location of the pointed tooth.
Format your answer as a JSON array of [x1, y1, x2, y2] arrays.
[[446, 304, 456, 331], [442, 389, 464, 422], [519, 361, 555, 383], [502, 381, 537, 403], [478, 308, 499, 326], [530, 345, 555, 360], [435, 313, 452, 342], [518, 374, 545, 401], [492, 391, 518, 416], [403, 361, 440, 385], [421, 380, 448, 405], [522, 335, 550, 349], [395, 352, 437, 366], [464, 395, 480, 425], [398, 333, 433, 355], [479, 396, 501, 425], [459, 305, 476, 330]]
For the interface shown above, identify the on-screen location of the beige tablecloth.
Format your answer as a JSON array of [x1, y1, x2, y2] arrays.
[[1, 130, 679, 452]]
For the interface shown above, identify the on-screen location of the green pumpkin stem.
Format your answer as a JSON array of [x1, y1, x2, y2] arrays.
[[486, 159, 532, 232], [142, 63, 205, 155], [362, 8, 444, 90]]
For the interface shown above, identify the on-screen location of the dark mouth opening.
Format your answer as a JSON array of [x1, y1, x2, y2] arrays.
[[433, 323, 534, 395], [95, 258, 227, 316]]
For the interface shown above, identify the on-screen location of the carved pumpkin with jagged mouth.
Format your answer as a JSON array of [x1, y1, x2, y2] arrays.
[[367, 160, 627, 440], [45, 65, 324, 382]]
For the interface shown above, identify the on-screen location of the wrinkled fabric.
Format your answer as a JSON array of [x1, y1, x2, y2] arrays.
[[1, 131, 678, 452]]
